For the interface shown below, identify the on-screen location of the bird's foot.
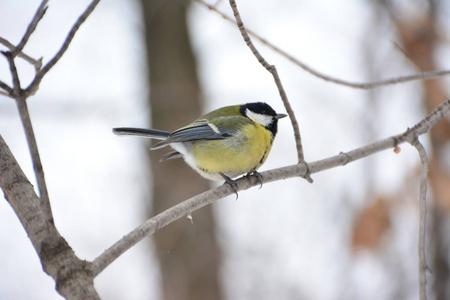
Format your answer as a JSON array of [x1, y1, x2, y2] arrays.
[[220, 172, 239, 199], [245, 171, 263, 189]]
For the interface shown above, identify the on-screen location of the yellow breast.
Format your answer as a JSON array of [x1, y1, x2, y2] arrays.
[[189, 123, 274, 180]]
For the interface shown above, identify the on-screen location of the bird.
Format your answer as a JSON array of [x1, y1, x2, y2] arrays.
[[113, 102, 287, 196]]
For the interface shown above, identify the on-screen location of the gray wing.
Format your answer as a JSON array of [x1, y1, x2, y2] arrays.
[[151, 120, 235, 149]]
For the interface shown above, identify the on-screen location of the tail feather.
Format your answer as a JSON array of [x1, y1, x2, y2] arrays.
[[160, 151, 183, 162], [112, 127, 170, 140]]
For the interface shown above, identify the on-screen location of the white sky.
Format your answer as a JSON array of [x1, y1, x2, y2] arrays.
[[1, 0, 448, 299]]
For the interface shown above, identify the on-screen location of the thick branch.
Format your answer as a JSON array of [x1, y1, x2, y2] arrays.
[[198, 0, 450, 90], [26, 0, 100, 96], [92, 99, 450, 276], [0, 135, 100, 299], [228, 0, 309, 176]]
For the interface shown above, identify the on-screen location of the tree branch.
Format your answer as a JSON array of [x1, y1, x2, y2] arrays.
[[2, 27, 53, 225], [198, 0, 450, 90], [1, 1, 103, 298], [0, 37, 43, 71], [11, 0, 48, 58], [16, 98, 54, 225], [228, 0, 310, 181], [2, 51, 22, 97], [26, 0, 100, 96], [0, 135, 100, 299], [92, 99, 450, 276], [411, 138, 429, 300], [1, 0, 100, 230], [0, 79, 13, 96]]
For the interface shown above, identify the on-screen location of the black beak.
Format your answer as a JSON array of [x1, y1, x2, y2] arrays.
[[276, 113, 288, 119]]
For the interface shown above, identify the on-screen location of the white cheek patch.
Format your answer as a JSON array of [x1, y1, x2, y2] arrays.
[[246, 108, 273, 127]]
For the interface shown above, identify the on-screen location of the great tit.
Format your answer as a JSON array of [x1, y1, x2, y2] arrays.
[[113, 102, 287, 194]]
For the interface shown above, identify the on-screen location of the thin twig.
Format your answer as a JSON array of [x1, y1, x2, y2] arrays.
[[17, 99, 54, 226], [0, 37, 43, 71], [11, 0, 49, 58], [411, 138, 429, 300], [2, 0, 99, 225], [92, 99, 450, 276], [2, 30, 54, 227], [0, 90, 11, 97], [0, 79, 13, 96], [228, 0, 312, 182], [2, 51, 22, 97], [198, 0, 450, 89], [26, 0, 100, 96]]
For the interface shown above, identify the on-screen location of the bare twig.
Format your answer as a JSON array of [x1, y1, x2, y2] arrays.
[[2, 0, 100, 228], [198, 0, 450, 89], [11, 0, 49, 58], [228, 0, 312, 182], [2, 51, 21, 97], [2, 23, 54, 225], [0, 90, 10, 97], [0, 37, 43, 71], [411, 138, 429, 300], [0, 79, 13, 96], [17, 99, 54, 226], [2, 52, 53, 223], [92, 99, 450, 276], [26, 0, 100, 96]]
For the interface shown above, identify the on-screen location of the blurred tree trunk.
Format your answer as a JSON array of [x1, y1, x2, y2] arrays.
[[140, 1, 223, 300], [351, 1, 450, 298], [386, 1, 450, 299]]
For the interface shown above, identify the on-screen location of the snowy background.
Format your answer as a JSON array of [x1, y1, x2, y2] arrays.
[[1, 0, 448, 299]]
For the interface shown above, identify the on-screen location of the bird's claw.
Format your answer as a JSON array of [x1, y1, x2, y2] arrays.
[[245, 171, 263, 189], [220, 172, 239, 199]]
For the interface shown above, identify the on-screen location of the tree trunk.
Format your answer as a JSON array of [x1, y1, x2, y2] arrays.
[[139, 1, 223, 299]]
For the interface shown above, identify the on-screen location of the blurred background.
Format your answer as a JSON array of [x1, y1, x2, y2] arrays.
[[1, 0, 450, 299]]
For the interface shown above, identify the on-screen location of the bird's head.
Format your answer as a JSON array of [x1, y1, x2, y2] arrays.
[[240, 102, 287, 136]]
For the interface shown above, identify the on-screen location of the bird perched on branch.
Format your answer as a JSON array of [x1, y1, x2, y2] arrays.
[[113, 102, 286, 196]]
